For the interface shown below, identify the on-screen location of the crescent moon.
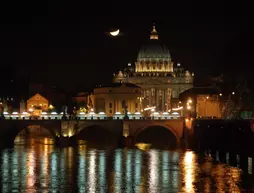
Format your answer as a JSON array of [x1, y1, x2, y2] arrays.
[[110, 29, 120, 36]]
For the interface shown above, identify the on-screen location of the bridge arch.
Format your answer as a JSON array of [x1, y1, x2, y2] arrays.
[[0, 121, 60, 148], [74, 124, 117, 146], [14, 125, 56, 145], [133, 124, 180, 148]]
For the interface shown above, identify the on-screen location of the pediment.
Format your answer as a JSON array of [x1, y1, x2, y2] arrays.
[[28, 93, 48, 102]]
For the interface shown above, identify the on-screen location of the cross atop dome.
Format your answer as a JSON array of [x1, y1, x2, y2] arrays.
[[150, 24, 158, 40]]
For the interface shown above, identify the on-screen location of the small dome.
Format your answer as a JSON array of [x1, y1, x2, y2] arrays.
[[137, 25, 171, 62]]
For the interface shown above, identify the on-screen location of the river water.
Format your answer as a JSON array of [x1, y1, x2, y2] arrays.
[[0, 138, 254, 192]]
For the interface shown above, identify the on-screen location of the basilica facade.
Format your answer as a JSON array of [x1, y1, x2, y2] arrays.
[[113, 25, 194, 112]]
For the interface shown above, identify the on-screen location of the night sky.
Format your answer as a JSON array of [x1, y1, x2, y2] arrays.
[[0, 1, 253, 93]]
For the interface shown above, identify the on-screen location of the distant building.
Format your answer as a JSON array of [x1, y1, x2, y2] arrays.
[[196, 94, 222, 118], [113, 25, 193, 112], [27, 93, 49, 116], [29, 83, 66, 111], [91, 83, 142, 116], [0, 95, 16, 112], [179, 87, 222, 118]]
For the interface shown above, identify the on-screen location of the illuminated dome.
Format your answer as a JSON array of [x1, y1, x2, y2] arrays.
[[137, 26, 171, 62]]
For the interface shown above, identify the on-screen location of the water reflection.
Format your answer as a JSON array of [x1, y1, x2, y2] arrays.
[[182, 151, 197, 192], [148, 150, 159, 193], [0, 140, 252, 192], [114, 149, 122, 192], [27, 148, 35, 189], [134, 150, 142, 192], [77, 146, 86, 192]]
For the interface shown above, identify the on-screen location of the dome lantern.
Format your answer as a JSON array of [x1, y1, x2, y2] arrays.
[[150, 25, 158, 40]]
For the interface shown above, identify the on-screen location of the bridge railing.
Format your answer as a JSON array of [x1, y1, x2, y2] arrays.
[[0, 114, 181, 121]]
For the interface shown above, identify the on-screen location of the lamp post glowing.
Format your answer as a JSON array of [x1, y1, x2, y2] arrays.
[[28, 107, 34, 116], [89, 108, 94, 119], [186, 97, 193, 118]]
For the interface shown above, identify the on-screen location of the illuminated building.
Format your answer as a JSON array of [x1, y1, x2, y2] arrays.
[[179, 87, 222, 118], [196, 94, 222, 118], [113, 25, 194, 111], [91, 83, 142, 116], [28, 83, 67, 111], [27, 93, 49, 116]]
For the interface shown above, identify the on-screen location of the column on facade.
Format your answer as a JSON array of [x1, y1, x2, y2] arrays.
[[115, 100, 118, 114], [129, 101, 134, 113], [119, 100, 122, 113], [149, 89, 152, 107], [132, 100, 135, 113], [128, 100, 132, 113], [156, 89, 159, 110], [162, 89, 165, 112], [138, 100, 142, 112], [167, 88, 171, 109], [142, 90, 146, 110], [164, 89, 168, 111], [153, 89, 155, 106], [118, 100, 120, 113]]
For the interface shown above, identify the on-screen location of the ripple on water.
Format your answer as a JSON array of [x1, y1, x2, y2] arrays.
[[0, 141, 253, 192]]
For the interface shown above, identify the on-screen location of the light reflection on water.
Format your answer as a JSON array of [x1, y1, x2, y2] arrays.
[[0, 138, 253, 192]]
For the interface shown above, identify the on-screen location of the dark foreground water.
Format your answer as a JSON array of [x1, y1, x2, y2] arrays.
[[1, 138, 254, 192]]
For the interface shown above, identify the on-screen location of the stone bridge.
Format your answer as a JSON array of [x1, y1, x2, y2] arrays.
[[0, 119, 185, 148], [123, 119, 185, 148]]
